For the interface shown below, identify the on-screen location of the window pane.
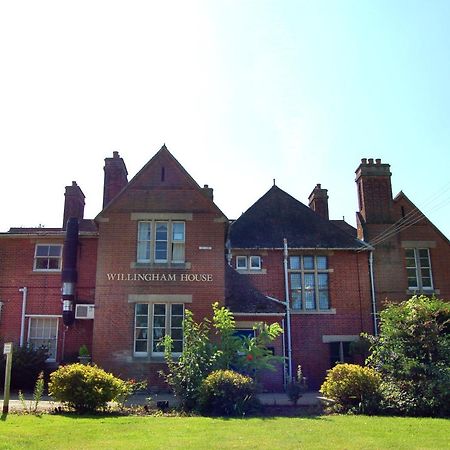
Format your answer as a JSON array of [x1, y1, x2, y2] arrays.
[[48, 258, 60, 270], [319, 291, 329, 310], [153, 316, 166, 328], [136, 329, 148, 340], [138, 222, 151, 240], [135, 304, 148, 315], [303, 256, 314, 270], [155, 242, 167, 261], [36, 246, 49, 257], [172, 223, 185, 242], [291, 292, 302, 310], [155, 223, 168, 239], [290, 273, 301, 290], [304, 273, 315, 289], [418, 249, 429, 259], [154, 304, 166, 315], [171, 316, 183, 328], [304, 290, 316, 309], [171, 304, 184, 316], [289, 256, 300, 270], [318, 273, 328, 289], [49, 246, 62, 257], [172, 341, 183, 353], [135, 341, 147, 352], [405, 249, 415, 258], [35, 259, 49, 270], [171, 328, 183, 340], [172, 243, 185, 262], [250, 256, 261, 269], [135, 316, 148, 327], [236, 256, 247, 269], [316, 256, 327, 270]]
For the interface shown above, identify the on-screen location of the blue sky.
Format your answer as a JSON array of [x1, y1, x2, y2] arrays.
[[1, 1, 449, 240]]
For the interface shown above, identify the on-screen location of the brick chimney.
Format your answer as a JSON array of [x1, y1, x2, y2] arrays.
[[202, 184, 214, 201], [308, 184, 329, 220], [63, 181, 85, 229], [355, 158, 393, 225], [103, 151, 128, 208]]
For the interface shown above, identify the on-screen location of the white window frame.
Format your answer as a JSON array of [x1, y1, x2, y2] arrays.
[[33, 244, 63, 272], [137, 221, 185, 264], [405, 248, 434, 291], [236, 256, 247, 270], [27, 316, 59, 361], [133, 303, 184, 357], [289, 255, 330, 311], [249, 256, 262, 270]]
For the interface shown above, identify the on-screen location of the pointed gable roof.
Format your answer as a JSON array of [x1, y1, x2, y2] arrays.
[[229, 185, 365, 249], [393, 191, 450, 245], [96, 145, 226, 219]]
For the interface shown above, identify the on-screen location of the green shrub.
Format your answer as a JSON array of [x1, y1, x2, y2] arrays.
[[48, 363, 131, 413], [320, 363, 382, 414], [366, 295, 450, 417], [0, 344, 49, 390], [198, 369, 258, 416]]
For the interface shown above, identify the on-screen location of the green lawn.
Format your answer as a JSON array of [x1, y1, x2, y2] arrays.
[[0, 414, 448, 449]]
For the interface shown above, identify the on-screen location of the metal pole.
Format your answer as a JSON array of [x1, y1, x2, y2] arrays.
[[2, 343, 13, 415], [283, 238, 293, 381]]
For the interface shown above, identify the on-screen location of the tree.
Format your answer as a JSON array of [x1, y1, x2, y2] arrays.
[[161, 302, 283, 412], [366, 295, 450, 416]]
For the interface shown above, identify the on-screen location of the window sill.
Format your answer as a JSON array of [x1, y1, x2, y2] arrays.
[[31, 270, 61, 274], [132, 355, 179, 363], [236, 269, 267, 275], [406, 288, 439, 295], [131, 262, 192, 270], [290, 308, 336, 315]]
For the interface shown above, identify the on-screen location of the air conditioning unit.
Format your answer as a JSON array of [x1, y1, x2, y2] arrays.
[[75, 304, 95, 319]]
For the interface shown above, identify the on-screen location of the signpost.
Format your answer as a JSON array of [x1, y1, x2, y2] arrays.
[[2, 342, 13, 415]]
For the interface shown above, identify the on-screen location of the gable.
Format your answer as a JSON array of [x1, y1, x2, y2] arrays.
[[97, 146, 226, 219]]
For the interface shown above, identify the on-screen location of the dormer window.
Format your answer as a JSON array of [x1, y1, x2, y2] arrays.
[[249, 256, 261, 270], [236, 255, 262, 271], [236, 256, 247, 270]]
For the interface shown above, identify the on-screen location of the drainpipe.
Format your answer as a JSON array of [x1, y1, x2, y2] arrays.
[[19, 287, 28, 347], [369, 250, 378, 336], [283, 238, 293, 381]]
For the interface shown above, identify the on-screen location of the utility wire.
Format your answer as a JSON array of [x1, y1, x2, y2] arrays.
[[360, 181, 450, 249]]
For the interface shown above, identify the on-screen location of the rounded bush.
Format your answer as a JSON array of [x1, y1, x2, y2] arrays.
[[199, 369, 258, 416], [320, 363, 382, 413], [48, 363, 130, 412]]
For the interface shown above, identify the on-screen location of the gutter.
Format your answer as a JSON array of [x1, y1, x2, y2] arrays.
[[18, 287, 28, 346], [369, 250, 378, 336]]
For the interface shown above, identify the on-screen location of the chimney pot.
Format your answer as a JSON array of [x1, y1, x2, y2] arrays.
[[368, 158, 374, 164], [361, 158, 367, 164], [376, 158, 381, 165]]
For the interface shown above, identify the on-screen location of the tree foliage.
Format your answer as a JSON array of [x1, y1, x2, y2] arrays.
[[366, 295, 450, 416], [161, 302, 283, 412]]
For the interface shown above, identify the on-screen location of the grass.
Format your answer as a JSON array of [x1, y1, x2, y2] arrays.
[[0, 414, 448, 449]]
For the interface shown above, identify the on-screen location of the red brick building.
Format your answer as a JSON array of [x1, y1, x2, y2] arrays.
[[355, 158, 450, 314], [0, 148, 448, 390]]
